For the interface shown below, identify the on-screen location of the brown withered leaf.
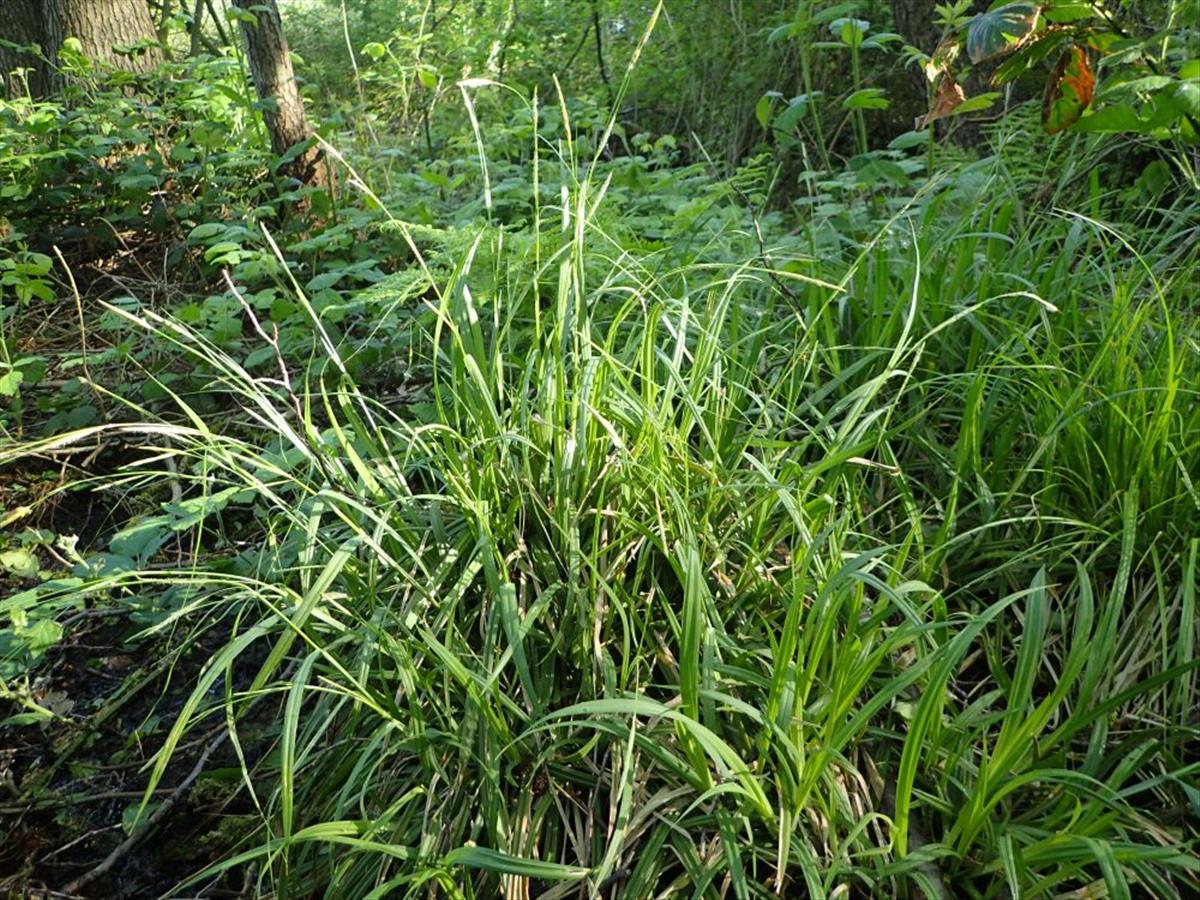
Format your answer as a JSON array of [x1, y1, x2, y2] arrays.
[[1043, 45, 1096, 134], [916, 76, 966, 130]]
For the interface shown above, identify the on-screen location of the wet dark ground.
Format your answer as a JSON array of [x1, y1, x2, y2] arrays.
[[1, 615, 266, 898], [0, 456, 267, 898]]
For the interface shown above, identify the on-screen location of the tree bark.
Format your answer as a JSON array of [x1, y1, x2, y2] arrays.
[[2, 0, 162, 97], [232, 0, 326, 188], [889, 0, 941, 132], [44, 0, 162, 74], [889, 0, 940, 57], [0, 0, 50, 98]]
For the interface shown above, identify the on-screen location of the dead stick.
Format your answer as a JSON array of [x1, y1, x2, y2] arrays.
[[62, 729, 228, 894]]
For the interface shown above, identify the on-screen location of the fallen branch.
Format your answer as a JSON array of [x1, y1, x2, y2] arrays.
[[62, 728, 228, 895]]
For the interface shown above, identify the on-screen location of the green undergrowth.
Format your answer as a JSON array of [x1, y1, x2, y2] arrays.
[[4, 120, 1198, 896]]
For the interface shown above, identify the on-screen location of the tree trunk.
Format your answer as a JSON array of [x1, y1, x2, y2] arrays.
[[3, 0, 162, 97], [44, 0, 162, 74], [889, 0, 940, 56], [232, 0, 326, 188], [0, 0, 50, 98], [889, 0, 940, 132], [189, 0, 205, 57]]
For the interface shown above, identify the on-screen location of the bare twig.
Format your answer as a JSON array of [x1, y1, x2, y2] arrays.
[[0, 787, 178, 817], [62, 729, 228, 895], [340, 0, 378, 146], [591, 0, 612, 105], [51, 246, 107, 418], [690, 134, 803, 309], [223, 269, 304, 425], [561, 18, 594, 75], [206, 0, 230, 47], [430, 0, 462, 34], [39, 824, 123, 864]]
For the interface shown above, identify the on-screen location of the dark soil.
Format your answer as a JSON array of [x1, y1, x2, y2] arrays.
[[0, 611, 269, 899], [0, 452, 268, 898]]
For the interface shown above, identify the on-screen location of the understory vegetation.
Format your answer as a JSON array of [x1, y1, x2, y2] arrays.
[[1, 1, 1198, 897]]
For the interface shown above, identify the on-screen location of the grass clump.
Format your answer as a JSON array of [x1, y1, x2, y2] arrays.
[[2, 7, 1197, 891], [9, 125, 1196, 896]]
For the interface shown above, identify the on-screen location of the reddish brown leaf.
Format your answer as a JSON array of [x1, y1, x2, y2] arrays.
[[916, 76, 966, 130], [1043, 45, 1095, 134]]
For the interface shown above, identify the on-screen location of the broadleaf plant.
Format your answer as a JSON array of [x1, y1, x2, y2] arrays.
[[915, 0, 1199, 141]]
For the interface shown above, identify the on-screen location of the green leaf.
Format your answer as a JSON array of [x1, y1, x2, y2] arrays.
[[444, 846, 590, 880], [1, 548, 39, 578], [889, 130, 930, 150], [75, 553, 137, 577], [122, 801, 162, 835], [0, 369, 23, 397], [204, 241, 245, 265], [955, 91, 1002, 114], [244, 345, 277, 368], [774, 99, 809, 133], [20, 618, 62, 654], [1095, 74, 1172, 109], [21, 253, 52, 276], [28, 281, 54, 302], [861, 32, 903, 50], [1168, 80, 1200, 118], [361, 41, 386, 60], [117, 173, 159, 192], [14, 355, 46, 384], [1043, 2, 1100, 23], [307, 271, 345, 291], [755, 94, 774, 129], [62, 405, 98, 428], [853, 158, 909, 186], [829, 17, 869, 46], [893, 582, 1029, 855], [1072, 103, 1143, 132], [767, 23, 794, 45], [964, 3, 1040, 64], [107, 486, 242, 563], [843, 88, 890, 110], [992, 27, 1073, 84], [224, 7, 257, 24], [110, 519, 173, 561], [188, 222, 226, 242], [1, 712, 52, 727]]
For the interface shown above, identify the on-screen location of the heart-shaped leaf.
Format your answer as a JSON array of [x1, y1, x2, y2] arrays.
[[0, 548, 39, 578], [965, 3, 1040, 64]]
